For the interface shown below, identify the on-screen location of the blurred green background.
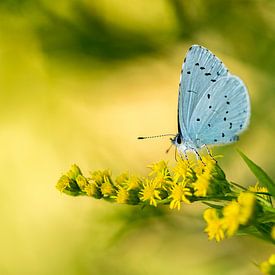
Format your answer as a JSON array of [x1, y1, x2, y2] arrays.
[[1, 1, 274, 274]]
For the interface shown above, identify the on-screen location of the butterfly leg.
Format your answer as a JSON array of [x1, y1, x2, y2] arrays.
[[179, 149, 191, 165], [193, 148, 207, 166], [202, 144, 217, 163]]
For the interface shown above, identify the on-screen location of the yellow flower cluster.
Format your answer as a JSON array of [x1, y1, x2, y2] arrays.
[[56, 156, 222, 210], [260, 254, 275, 275], [204, 192, 255, 242]]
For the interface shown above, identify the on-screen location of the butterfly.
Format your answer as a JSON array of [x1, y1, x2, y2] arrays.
[[171, 45, 250, 160], [139, 45, 250, 161]]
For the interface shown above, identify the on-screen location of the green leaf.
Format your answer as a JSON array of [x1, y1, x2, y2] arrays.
[[238, 150, 275, 197]]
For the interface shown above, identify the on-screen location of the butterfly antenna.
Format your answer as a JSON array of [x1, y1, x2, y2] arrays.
[[137, 134, 175, 140]]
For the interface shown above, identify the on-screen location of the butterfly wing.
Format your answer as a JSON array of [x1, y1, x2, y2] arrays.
[[188, 76, 250, 147], [178, 45, 229, 139]]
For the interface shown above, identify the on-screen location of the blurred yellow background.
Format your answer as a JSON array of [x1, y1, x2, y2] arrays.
[[0, 1, 274, 274]]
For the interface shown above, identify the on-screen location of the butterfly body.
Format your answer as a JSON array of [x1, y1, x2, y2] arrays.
[[174, 45, 250, 156]]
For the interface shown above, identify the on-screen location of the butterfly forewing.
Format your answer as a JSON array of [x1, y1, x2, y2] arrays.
[[178, 45, 229, 140]]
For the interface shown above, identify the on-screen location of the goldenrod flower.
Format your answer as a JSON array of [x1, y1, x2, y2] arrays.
[[115, 172, 129, 186], [115, 172, 141, 190], [203, 208, 225, 242], [101, 175, 116, 196], [56, 174, 82, 195], [67, 164, 82, 180], [153, 169, 172, 190], [169, 182, 192, 210], [222, 201, 241, 237], [237, 192, 255, 224], [173, 158, 189, 182], [193, 172, 211, 197], [248, 183, 269, 200], [76, 175, 88, 191], [90, 170, 111, 184], [192, 157, 214, 196], [84, 181, 102, 199], [222, 192, 255, 237], [260, 254, 275, 275], [56, 175, 71, 192], [127, 175, 142, 190], [147, 160, 168, 176], [139, 179, 161, 207], [115, 186, 129, 204]]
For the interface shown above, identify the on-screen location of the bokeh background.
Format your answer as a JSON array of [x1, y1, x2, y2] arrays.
[[1, 1, 275, 274]]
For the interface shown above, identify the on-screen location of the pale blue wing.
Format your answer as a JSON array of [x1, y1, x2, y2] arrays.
[[178, 45, 229, 139], [188, 76, 250, 147]]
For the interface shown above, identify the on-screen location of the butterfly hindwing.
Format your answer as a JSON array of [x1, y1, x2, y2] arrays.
[[178, 45, 229, 139], [188, 76, 250, 146]]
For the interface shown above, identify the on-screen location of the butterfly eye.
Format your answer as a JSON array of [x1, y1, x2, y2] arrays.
[[176, 135, 182, 144]]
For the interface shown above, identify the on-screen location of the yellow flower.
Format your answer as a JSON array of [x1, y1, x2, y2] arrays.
[[203, 208, 225, 242], [169, 182, 192, 210], [260, 254, 275, 275], [193, 172, 211, 197], [248, 183, 269, 200], [237, 192, 255, 224], [139, 179, 161, 207], [56, 175, 71, 192], [115, 186, 129, 204], [90, 170, 111, 184], [115, 172, 129, 186], [76, 175, 88, 191], [222, 201, 241, 237], [127, 175, 141, 190], [153, 169, 172, 189], [84, 182, 102, 198], [193, 157, 214, 196], [101, 175, 116, 196], [173, 158, 189, 182], [67, 164, 82, 180], [222, 192, 255, 237], [147, 160, 168, 176]]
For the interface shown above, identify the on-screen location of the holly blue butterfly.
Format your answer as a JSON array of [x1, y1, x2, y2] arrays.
[[139, 45, 250, 160], [172, 45, 250, 159]]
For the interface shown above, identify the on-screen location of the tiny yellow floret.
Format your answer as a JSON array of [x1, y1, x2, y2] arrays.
[[173, 158, 189, 182], [248, 183, 269, 200], [169, 182, 192, 210], [139, 179, 161, 207], [115, 186, 129, 204], [237, 192, 255, 224], [222, 201, 241, 236], [147, 160, 168, 176], [260, 254, 275, 275], [203, 208, 225, 242], [193, 172, 211, 197], [101, 175, 115, 196]]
